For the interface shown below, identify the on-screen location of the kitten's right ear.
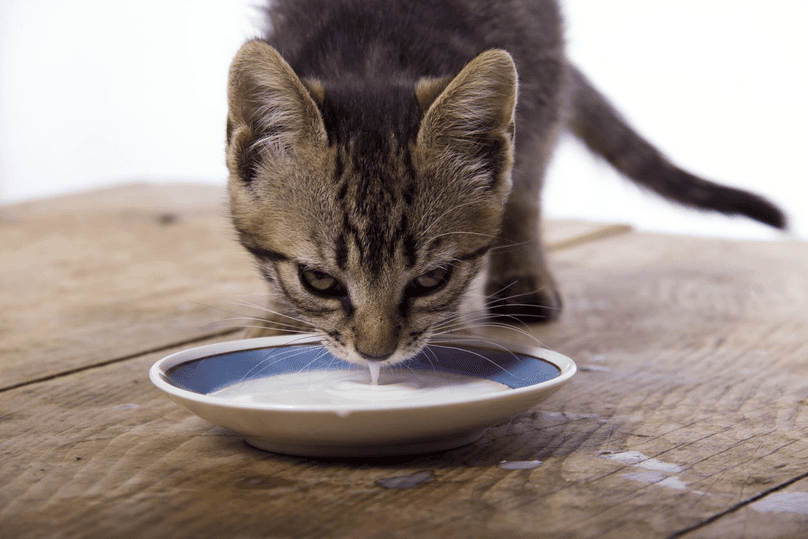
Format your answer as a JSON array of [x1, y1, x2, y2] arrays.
[[416, 49, 518, 194], [226, 40, 327, 182]]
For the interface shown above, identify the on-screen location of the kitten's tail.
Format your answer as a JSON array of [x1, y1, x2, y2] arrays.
[[565, 64, 786, 229]]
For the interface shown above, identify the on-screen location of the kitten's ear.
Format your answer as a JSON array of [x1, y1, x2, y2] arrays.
[[226, 40, 327, 181], [417, 49, 518, 192], [414, 76, 453, 111]]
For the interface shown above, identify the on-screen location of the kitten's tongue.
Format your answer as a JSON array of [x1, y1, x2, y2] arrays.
[[368, 363, 381, 386]]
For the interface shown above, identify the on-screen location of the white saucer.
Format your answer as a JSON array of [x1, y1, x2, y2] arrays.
[[149, 334, 576, 457]]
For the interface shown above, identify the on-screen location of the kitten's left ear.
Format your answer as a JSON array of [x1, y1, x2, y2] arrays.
[[417, 49, 518, 193]]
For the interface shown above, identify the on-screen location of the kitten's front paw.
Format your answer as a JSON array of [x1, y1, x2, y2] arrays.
[[485, 275, 562, 323]]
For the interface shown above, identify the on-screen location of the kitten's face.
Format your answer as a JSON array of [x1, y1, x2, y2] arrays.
[[226, 41, 517, 367]]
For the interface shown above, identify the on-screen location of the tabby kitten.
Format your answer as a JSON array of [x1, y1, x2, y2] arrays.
[[225, 0, 785, 367]]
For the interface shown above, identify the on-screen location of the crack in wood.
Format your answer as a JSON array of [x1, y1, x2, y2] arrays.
[[668, 470, 808, 538], [0, 328, 240, 393]]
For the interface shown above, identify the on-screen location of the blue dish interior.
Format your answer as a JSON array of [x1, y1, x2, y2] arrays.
[[167, 343, 561, 394]]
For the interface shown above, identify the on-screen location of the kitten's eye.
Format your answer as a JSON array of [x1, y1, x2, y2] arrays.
[[407, 267, 452, 298], [299, 267, 347, 298]]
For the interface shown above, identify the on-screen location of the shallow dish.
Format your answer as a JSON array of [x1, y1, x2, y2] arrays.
[[149, 334, 576, 457]]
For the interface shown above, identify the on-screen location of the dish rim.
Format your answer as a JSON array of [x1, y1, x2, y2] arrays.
[[149, 333, 577, 414]]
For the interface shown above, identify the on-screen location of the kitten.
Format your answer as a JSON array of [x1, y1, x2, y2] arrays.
[[225, 0, 786, 367]]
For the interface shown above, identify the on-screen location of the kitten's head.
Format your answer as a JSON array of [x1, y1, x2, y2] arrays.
[[226, 40, 517, 367]]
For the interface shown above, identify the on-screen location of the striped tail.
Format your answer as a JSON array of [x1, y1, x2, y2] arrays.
[[566, 64, 786, 229]]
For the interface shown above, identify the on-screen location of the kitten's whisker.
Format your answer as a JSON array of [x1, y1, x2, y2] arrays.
[[432, 305, 529, 331], [431, 298, 550, 346], [221, 316, 310, 332], [480, 279, 555, 305], [432, 333, 539, 373], [434, 316, 538, 340], [187, 298, 317, 338], [226, 323, 313, 335], [418, 342, 439, 373], [233, 337, 321, 388], [431, 309, 470, 327], [478, 281, 563, 320], [430, 333, 524, 358], [426, 343, 524, 380], [488, 240, 534, 253], [483, 300, 563, 317], [431, 316, 475, 333], [224, 299, 314, 327], [399, 359, 425, 379], [471, 280, 522, 304], [248, 346, 315, 379], [244, 341, 325, 384], [433, 321, 544, 348], [296, 346, 331, 376], [482, 282, 547, 301]]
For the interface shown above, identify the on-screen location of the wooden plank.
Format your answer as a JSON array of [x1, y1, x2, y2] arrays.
[[0, 184, 259, 390], [1, 229, 806, 538], [679, 475, 808, 538], [0, 183, 623, 390], [497, 232, 808, 537]]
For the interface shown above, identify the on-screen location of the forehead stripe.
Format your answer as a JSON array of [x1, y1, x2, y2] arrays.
[[335, 233, 348, 271]]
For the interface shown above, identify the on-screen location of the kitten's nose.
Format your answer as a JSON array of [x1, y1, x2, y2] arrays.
[[354, 309, 399, 361], [356, 348, 393, 362]]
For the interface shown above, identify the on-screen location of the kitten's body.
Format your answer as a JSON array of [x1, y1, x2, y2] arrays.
[[226, 0, 785, 366]]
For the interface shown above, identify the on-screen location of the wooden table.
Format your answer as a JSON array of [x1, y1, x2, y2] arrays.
[[2, 183, 807, 539]]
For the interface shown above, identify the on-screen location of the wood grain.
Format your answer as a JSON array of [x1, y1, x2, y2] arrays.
[[2, 185, 806, 538], [0, 184, 259, 390]]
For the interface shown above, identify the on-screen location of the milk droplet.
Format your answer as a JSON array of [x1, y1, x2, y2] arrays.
[[498, 460, 543, 470], [368, 363, 381, 385], [377, 471, 434, 489]]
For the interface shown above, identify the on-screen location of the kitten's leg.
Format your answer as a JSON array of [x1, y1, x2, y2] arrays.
[[486, 131, 562, 323]]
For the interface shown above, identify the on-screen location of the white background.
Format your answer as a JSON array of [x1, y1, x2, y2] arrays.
[[1, 0, 805, 240]]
